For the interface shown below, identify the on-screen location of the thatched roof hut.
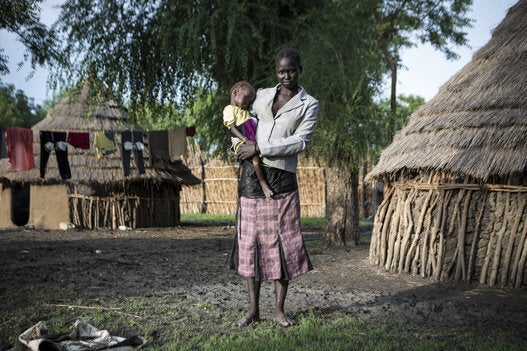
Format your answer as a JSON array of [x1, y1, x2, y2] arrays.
[[0, 82, 200, 230], [366, 0, 527, 287]]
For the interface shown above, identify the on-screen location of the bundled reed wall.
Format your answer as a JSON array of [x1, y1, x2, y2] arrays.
[[370, 172, 527, 288], [180, 147, 327, 217]]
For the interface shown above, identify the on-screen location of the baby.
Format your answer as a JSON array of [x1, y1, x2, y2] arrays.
[[223, 81, 273, 198]]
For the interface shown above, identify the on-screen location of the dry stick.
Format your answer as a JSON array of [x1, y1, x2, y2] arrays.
[[501, 194, 526, 287], [489, 192, 510, 286], [392, 189, 412, 271], [47, 304, 142, 319], [412, 193, 437, 275], [112, 200, 116, 230], [370, 187, 394, 263], [435, 190, 452, 281], [385, 189, 405, 270], [379, 191, 396, 266], [511, 201, 527, 287], [398, 189, 416, 272], [480, 192, 502, 283], [444, 189, 465, 279], [515, 232, 527, 288], [467, 192, 487, 283], [421, 191, 442, 277], [404, 190, 432, 273], [456, 192, 472, 281], [88, 198, 93, 229]]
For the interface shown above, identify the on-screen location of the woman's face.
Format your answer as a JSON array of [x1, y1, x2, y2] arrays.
[[275, 57, 300, 90]]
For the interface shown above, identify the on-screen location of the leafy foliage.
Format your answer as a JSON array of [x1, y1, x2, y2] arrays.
[[293, 1, 386, 169], [373, 0, 473, 138], [373, 94, 425, 155], [0, 0, 59, 76], [0, 83, 46, 127]]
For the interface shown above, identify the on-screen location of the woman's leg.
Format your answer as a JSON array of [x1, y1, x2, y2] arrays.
[[274, 279, 295, 326], [237, 277, 261, 326]]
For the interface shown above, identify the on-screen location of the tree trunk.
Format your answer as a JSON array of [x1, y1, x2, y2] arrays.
[[324, 166, 360, 246]]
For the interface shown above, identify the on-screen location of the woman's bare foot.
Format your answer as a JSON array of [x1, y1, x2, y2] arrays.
[[273, 312, 296, 327], [237, 313, 260, 327]]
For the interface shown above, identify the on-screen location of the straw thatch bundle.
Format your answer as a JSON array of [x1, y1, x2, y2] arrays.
[[366, 0, 527, 287], [0, 81, 200, 229]]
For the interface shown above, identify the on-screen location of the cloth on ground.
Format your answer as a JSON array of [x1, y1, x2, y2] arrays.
[[6, 127, 35, 171], [14, 319, 145, 351]]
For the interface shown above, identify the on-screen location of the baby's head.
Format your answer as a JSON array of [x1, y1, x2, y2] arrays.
[[230, 81, 256, 110]]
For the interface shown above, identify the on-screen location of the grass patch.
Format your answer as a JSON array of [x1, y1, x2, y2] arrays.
[[181, 214, 373, 232], [2, 286, 523, 351]]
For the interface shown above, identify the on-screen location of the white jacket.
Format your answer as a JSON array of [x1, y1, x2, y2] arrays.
[[252, 84, 319, 173]]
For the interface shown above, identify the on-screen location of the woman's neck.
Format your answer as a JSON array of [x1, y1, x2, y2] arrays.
[[278, 86, 298, 97]]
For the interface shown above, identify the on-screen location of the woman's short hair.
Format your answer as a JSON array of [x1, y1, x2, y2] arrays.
[[275, 48, 302, 69]]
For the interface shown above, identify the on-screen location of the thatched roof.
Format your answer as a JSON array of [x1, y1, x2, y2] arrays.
[[33, 81, 132, 131], [0, 82, 200, 186], [367, 0, 527, 182]]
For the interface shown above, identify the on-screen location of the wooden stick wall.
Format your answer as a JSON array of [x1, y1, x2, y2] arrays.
[[370, 180, 527, 287]]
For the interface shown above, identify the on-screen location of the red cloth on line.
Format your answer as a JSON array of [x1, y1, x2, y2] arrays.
[[67, 132, 90, 149], [185, 126, 195, 137], [6, 127, 35, 171]]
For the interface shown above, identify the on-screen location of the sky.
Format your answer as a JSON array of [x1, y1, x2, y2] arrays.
[[0, 0, 515, 105]]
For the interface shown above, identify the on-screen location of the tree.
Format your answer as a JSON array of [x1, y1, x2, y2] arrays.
[[54, 0, 320, 115], [292, 1, 387, 246], [0, 0, 59, 76], [52, 0, 472, 249], [373, 0, 472, 140], [0, 83, 47, 127]]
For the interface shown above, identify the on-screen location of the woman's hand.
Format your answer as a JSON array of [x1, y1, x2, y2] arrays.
[[236, 142, 257, 160]]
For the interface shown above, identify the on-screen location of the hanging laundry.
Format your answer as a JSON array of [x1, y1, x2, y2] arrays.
[[6, 127, 35, 171], [168, 127, 187, 161], [94, 131, 116, 158], [0, 126, 7, 158], [148, 130, 169, 167], [185, 125, 196, 137], [121, 130, 145, 176], [67, 131, 90, 149], [40, 131, 72, 179]]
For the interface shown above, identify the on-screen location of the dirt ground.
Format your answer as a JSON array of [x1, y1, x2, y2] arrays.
[[1, 224, 527, 346]]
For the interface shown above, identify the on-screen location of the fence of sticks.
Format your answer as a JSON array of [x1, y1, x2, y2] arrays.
[[180, 144, 379, 218], [180, 145, 328, 217]]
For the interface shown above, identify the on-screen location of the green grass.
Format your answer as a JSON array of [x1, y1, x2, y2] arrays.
[[181, 213, 372, 231], [3, 291, 522, 351]]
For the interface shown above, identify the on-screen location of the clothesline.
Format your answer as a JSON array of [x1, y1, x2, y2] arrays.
[[0, 126, 195, 178]]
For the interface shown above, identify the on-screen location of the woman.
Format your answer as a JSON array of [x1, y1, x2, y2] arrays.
[[234, 48, 319, 327]]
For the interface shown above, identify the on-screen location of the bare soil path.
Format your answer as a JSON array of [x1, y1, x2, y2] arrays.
[[1, 225, 526, 347]]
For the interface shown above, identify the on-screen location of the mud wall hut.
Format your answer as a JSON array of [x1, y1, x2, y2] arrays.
[[365, 0, 527, 287], [0, 82, 199, 230]]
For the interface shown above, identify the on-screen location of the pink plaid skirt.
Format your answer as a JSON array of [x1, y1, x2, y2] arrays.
[[235, 191, 312, 281]]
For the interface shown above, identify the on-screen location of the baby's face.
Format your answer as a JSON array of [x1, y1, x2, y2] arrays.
[[233, 87, 255, 110]]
